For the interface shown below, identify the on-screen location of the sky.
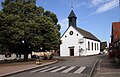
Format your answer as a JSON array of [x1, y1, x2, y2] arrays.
[[0, 0, 120, 44]]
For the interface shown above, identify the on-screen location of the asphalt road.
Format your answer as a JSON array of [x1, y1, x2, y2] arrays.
[[8, 55, 103, 77]]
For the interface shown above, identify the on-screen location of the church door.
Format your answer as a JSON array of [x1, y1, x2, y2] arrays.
[[70, 48, 74, 56]]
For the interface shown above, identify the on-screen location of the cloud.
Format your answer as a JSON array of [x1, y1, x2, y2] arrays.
[[81, 0, 119, 22], [89, 0, 119, 15], [95, 0, 119, 14], [58, 18, 68, 35], [91, 0, 109, 6]]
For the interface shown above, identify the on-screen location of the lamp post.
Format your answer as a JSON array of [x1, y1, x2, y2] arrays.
[[40, 47, 42, 51], [21, 40, 25, 52], [22, 40, 26, 60], [22, 40, 25, 44]]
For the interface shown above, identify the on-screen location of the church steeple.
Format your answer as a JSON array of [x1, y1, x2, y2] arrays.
[[68, 10, 77, 27]]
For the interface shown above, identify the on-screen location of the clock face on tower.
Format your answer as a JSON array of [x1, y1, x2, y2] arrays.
[[69, 31, 73, 35]]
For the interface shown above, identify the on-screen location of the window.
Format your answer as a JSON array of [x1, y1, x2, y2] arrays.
[[77, 34, 78, 36], [70, 18, 72, 22], [60, 40, 62, 44], [72, 18, 75, 21], [65, 35, 67, 38], [88, 41, 90, 50], [95, 43, 96, 50], [69, 31, 73, 35], [92, 42, 93, 50], [97, 43, 99, 50]]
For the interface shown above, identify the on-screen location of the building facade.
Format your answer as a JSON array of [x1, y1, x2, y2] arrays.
[[60, 10, 100, 56], [110, 22, 120, 60]]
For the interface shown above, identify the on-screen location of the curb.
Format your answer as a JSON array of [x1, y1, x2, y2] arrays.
[[89, 56, 104, 77], [97, 58, 103, 72], [115, 57, 120, 64], [0, 60, 59, 77]]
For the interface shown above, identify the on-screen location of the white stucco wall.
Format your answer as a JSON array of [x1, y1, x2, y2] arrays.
[[80, 38, 100, 56], [60, 26, 100, 57], [0, 54, 31, 61], [60, 26, 84, 56], [0, 54, 16, 60]]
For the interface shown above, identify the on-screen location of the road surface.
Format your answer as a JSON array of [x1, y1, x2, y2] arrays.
[[8, 55, 103, 77]]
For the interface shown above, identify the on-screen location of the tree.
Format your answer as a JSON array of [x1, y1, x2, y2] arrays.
[[3, 0, 36, 5], [0, 2, 43, 60], [44, 11, 58, 25], [0, 1, 61, 60], [33, 16, 60, 51], [43, 11, 61, 50]]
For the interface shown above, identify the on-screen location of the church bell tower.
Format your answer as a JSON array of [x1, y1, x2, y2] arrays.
[[68, 10, 77, 27]]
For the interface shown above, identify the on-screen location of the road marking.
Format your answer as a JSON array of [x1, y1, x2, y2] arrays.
[[61, 66, 76, 73], [50, 66, 67, 72], [74, 67, 86, 74], [31, 66, 89, 74], [31, 66, 50, 73], [40, 66, 58, 72]]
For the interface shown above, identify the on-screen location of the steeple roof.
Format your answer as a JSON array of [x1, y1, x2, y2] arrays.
[[68, 10, 77, 18]]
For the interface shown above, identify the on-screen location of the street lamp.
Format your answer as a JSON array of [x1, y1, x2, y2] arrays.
[[40, 47, 42, 51], [22, 40, 25, 44], [21, 40, 25, 53]]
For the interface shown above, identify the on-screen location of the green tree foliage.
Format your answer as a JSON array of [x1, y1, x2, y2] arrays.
[[0, 1, 61, 60], [43, 11, 61, 50], [3, 0, 36, 5], [44, 11, 58, 25]]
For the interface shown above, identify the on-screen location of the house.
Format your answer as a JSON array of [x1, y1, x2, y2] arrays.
[[111, 22, 120, 43], [100, 42, 107, 53], [110, 22, 120, 60], [100, 42, 107, 51], [60, 10, 100, 56]]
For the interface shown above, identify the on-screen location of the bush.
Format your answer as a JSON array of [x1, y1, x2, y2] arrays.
[[49, 55, 53, 59]]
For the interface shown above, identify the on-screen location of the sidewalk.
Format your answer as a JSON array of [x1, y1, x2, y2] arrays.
[[95, 55, 120, 77], [0, 59, 58, 77]]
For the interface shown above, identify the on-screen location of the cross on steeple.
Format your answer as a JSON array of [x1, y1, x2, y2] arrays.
[[71, 0, 73, 10]]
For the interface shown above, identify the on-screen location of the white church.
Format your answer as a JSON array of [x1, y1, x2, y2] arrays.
[[60, 10, 100, 56]]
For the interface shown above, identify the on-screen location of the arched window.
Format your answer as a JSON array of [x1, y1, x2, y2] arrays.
[[88, 41, 90, 50]]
